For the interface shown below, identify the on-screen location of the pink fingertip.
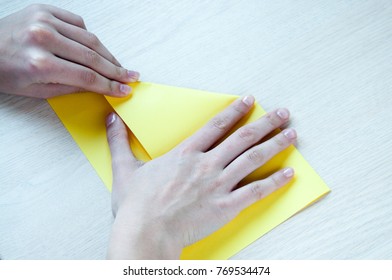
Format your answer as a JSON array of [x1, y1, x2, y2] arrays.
[[283, 167, 294, 178], [120, 84, 132, 95], [106, 112, 116, 127], [241, 95, 255, 107], [283, 128, 297, 140], [127, 70, 140, 82]]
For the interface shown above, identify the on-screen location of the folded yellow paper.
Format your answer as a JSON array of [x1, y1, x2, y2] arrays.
[[48, 82, 330, 259]]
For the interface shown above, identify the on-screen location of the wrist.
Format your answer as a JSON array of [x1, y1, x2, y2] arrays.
[[107, 208, 183, 259]]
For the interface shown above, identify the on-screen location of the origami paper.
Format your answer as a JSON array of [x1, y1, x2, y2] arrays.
[[48, 82, 330, 259]]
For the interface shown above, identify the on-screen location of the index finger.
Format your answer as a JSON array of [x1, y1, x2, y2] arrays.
[[44, 56, 132, 96], [47, 5, 122, 67], [180, 95, 255, 152], [54, 21, 122, 67]]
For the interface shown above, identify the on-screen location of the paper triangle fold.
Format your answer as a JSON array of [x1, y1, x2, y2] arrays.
[[48, 82, 330, 259]]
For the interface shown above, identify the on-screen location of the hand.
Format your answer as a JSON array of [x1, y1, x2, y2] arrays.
[[105, 96, 297, 259], [0, 4, 139, 98]]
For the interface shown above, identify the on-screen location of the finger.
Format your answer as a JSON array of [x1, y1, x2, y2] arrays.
[[53, 19, 123, 67], [223, 128, 297, 186], [229, 167, 295, 213], [210, 108, 290, 166], [106, 113, 141, 177], [48, 32, 138, 84], [22, 83, 82, 98], [181, 96, 255, 152], [45, 56, 133, 96], [106, 113, 141, 217], [44, 4, 87, 29]]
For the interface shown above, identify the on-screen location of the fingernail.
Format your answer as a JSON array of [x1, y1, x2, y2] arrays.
[[127, 70, 140, 82], [283, 167, 294, 178], [106, 112, 116, 127], [242, 95, 255, 107], [277, 108, 289, 120], [283, 128, 297, 140], [120, 84, 132, 95]]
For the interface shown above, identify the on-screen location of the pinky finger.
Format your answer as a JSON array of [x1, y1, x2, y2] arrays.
[[21, 83, 82, 98], [230, 167, 295, 212]]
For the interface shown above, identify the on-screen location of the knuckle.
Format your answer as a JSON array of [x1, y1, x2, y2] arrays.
[[250, 183, 264, 200], [273, 134, 287, 147], [265, 112, 280, 128], [85, 50, 100, 67], [212, 177, 224, 189], [238, 126, 257, 142], [199, 161, 212, 173], [196, 156, 219, 176], [176, 142, 194, 156], [214, 199, 234, 224], [73, 88, 85, 94], [115, 66, 125, 79], [177, 146, 190, 157], [87, 32, 100, 48], [81, 70, 97, 85], [247, 149, 264, 164], [108, 80, 118, 94], [32, 11, 52, 24], [25, 24, 54, 45], [216, 198, 231, 211], [212, 116, 230, 131], [271, 174, 282, 188], [26, 53, 52, 75], [107, 129, 124, 145], [233, 101, 246, 113]]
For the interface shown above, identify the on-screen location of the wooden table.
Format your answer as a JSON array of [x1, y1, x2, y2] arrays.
[[1, 0, 391, 259]]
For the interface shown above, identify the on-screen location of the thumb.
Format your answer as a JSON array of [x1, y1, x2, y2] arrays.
[[106, 112, 140, 186], [106, 112, 139, 170], [106, 112, 141, 216]]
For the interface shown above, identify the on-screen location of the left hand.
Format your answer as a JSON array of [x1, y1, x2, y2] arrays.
[[0, 4, 139, 98]]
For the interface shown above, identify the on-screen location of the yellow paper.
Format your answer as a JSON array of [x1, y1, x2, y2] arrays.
[[48, 82, 330, 259]]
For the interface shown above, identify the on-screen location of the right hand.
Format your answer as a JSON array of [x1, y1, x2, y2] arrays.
[[106, 96, 297, 259]]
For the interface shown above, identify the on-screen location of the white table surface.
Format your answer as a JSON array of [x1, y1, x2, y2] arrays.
[[1, 0, 391, 260]]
